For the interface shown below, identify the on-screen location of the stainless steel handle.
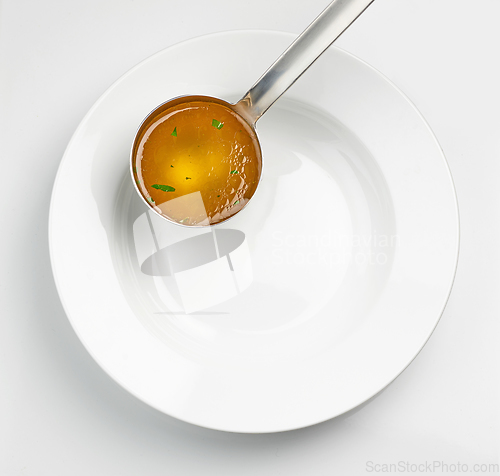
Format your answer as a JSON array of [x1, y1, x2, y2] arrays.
[[234, 0, 376, 124]]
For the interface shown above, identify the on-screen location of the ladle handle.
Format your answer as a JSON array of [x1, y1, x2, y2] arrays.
[[234, 0, 376, 124]]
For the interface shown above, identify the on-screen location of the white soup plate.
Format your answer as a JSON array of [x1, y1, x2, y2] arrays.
[[49, 30, 459, 433]]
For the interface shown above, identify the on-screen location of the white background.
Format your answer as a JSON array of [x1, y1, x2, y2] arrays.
[[1, 0, 498, 474]]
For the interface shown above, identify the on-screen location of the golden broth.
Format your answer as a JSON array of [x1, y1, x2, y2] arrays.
[[132, 99, 262, 226]]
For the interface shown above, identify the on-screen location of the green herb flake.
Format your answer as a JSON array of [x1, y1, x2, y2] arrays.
[[171, 127, 177, 137], [149, 197, 155, 203], [234, 200, 240, 205], [230, 170, 239, 174], [212, 119, 224, 130], [186, 177, 191, 180], [151, 184, 175, 192], [170, 165, 174, 168], [217, 195, 220, 197], [179, 217, 189, 223]]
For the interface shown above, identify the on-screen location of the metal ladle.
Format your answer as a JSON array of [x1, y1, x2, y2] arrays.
[[131, 0, 375, 226]]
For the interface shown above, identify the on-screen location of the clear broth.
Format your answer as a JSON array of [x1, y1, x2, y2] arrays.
[[132, 99, 262, 226]]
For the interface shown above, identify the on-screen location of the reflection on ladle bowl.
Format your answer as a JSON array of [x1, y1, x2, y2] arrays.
[[133, 209, 252, 313]]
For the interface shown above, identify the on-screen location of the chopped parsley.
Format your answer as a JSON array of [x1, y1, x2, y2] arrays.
[[151, 184, 175, 192], [212, 119, 224, 130], [171, 127, 177, 137], [234, 200, 240, 205], [230, 170, 239, 174]]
